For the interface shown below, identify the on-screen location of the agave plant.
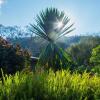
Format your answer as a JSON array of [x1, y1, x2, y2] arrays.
[[30, 8, 75, 70]]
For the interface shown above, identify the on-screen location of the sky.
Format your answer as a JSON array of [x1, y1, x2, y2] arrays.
[[0, 0, 100, 35]]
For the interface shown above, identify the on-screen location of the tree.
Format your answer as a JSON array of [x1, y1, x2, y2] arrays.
[[29, 8, 75, 70], [66, 36, 100, 66], [90, 45, 100, 66], [0, 37, 31, 75]]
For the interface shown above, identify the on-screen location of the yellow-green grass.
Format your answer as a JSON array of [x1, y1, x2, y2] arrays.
[[0, 70, 100, 100]]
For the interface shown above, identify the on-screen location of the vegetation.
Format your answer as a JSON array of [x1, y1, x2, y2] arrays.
[[30, 8, 75, 70], [0, 70, 100, 100], [90, 45, 100, 66], [89, 45, 100, 74], [0, 37, 31, 75], [66, 36, 100, 66], [0, 7, 100, 100]]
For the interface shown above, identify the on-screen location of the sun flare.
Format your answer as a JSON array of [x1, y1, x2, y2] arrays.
[[57, 21, 63, 28]]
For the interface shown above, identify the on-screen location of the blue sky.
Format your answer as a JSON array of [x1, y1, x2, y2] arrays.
[[0, 0, 100, 35]]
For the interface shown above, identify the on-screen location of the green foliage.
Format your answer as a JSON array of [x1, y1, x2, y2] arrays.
[[66, 36, 100, 66], [75, 65, 91, 74], [90, 45, 100, 66], [29, 8, 75, 42], [0, 70, 100, 100], [0, 37, 31, 75], [37, 43, 75, 71], [91, 65, 100, 75], [30, 8, 75, 70]]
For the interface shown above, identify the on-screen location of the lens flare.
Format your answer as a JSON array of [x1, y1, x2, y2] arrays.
[[57, 21, 63, 28]]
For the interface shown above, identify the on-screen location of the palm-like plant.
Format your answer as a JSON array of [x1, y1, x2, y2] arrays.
[[30, 8, 75, 70]]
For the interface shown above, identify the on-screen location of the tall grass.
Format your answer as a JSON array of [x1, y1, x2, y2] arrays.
[[0, 69, 100, 100]]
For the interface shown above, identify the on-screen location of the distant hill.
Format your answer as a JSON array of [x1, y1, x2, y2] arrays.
[[7, 36, 80, 56], [7, 35, 100, 57]]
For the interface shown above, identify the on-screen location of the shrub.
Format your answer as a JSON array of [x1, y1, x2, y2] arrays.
[[66, 36, 100, 66], [75, 65, 91, 74], [90, 45, 100, 66], [91, 65, 100, 75], [0, 37, 31, 75]]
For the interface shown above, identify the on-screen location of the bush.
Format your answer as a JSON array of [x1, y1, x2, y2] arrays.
[[75, 65, 92, 74], [0, 37, 31, 75], [91, 65, 100, 75], [0, 70, 100, 100], [66, 36, 100, 66], [90, 45, 100, 66]]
